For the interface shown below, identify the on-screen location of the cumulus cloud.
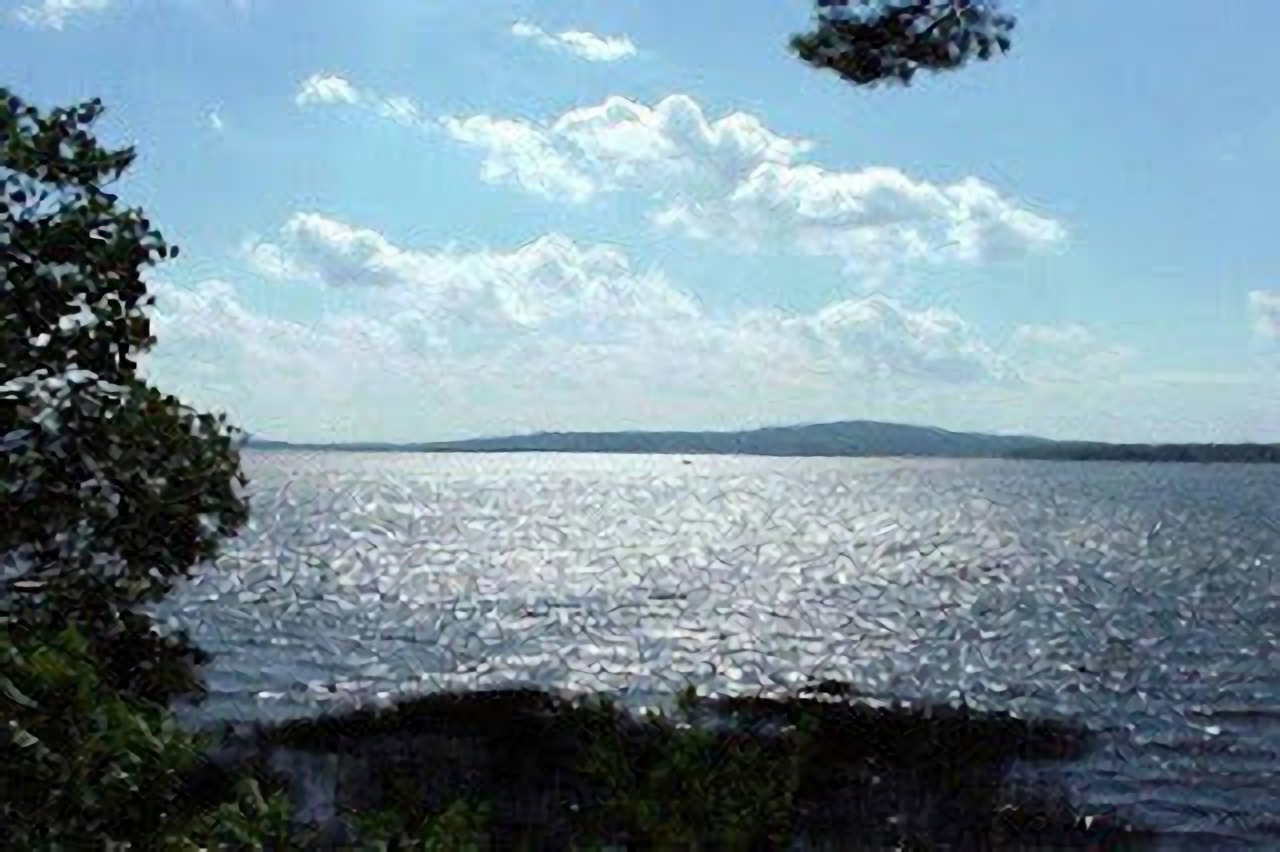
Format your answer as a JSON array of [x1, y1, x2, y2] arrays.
[[136, 222, 1263, 444], [232, 213, 1013, 406], [809, 297, 1013, 384], [1248, 290, 1280, 339], [443, 94, 812, 205], [656, 165, 1064, 275], [376, 95, 424, 126], [244, 213, 703, 333], [436, 93, 1063, 269], [438, 114, 597, 201], [238, 237, 308, 281], [140, 278, 451, 434], [144, 213, 1211, 443], [511, 21, 638, 62], [298, 84, 1064, 272], [12, 0, 110, 29], [295, 73, 362, 107], [207, 109, 225, 133], [1010, 322, 1136, 384], [295, 73, 430, 134]]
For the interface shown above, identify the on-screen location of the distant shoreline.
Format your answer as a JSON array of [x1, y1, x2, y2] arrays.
[[242, 446, 1280, 464], [241, 419, 1280, 464]]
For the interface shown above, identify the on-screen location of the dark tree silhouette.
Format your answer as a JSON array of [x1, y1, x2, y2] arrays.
[[0, 86, 277, 848], [1, 88, 248, 698], [791, 0, 1015, 87]]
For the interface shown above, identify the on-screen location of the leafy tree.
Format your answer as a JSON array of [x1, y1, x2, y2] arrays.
[[1, 87, 248, 701], [791, 0, 1016, 87]]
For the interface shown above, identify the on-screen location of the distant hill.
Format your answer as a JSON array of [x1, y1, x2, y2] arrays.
[[244, 420, 1280, 463], [246, 420, 1052, 458]]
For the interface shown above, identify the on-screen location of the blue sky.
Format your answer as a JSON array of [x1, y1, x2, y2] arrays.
[[5, 0, 1280, 443]]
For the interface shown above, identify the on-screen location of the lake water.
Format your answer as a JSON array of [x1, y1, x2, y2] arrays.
[[153, 451, 1280, 845]]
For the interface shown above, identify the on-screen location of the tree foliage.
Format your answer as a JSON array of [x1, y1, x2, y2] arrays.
[[0, 85, 286, 847], [1, 87, 248, 649], [0, 619, 206, 847], [791, 0, 1016, 87], [0, 618, 312, 848]]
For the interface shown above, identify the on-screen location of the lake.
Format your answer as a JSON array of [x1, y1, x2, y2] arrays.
[[153, 451, 1280, 845]]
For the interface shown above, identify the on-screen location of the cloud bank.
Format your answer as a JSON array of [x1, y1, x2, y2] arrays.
[[137, 212, 1079, 440], [295, 79, 1066, 276]]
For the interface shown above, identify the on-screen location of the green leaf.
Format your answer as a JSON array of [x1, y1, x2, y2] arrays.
[[0, 674, 38, 708], [10, 725, 40, 748]]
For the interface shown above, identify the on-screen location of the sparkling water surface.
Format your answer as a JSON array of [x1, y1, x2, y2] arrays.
[[152, 451, 1280, 844]]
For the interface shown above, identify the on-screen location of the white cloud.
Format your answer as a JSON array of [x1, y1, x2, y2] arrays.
[[469, 94, 1063, 267], [295, 74, 430, 133], [1248, 290, 1280, 339], [376, 95, 423, 127], [1011, 323, 1096, 349], [443, 94, 812, 206], [1010, 322, 1136, 384], [300, 85, 1064, 273], [208, 109, 225, 133], [12, 0, 255, 29], [245, 213, 703, 331], [445, 93, 1063, 270], [656, 165, 1064, 275], [438, 114, 597, 202], [12, 0, 110, 29], [238, 236, 307, 280], [143, 281, 1014, 443], [295, 73, 362, 107], [149, 215, 1252, 443], [810, 297, 1013, 384], [511, 21, 638, 62], [140, 278, 451, 435], [241, 212, 1008, 394], [239, 213, 1012, 390], [133, 219, 1273, 444]]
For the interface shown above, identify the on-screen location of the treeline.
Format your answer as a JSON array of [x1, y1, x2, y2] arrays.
[[1003, 443, 1280, 464]]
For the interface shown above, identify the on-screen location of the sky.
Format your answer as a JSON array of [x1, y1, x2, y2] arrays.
[[4, 0, 1280, 444]]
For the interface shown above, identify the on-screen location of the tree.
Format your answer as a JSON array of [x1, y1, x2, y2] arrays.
[[1, 87, 248, 698], [790, 0, 1016, 87], [0, 86, 271, 846]]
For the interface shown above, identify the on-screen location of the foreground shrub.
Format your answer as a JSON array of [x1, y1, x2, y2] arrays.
[[0, 618, 211, 846], [575, 697, 805, 846], [346, 798, 493, 851], [0, 616, 321, 849]]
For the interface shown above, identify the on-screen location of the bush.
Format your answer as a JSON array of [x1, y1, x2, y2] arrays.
[[0, 618, 211, 846], [0, 616, 335, 849], [574, 697, 805, 846], [346, 798, 493, 851]]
